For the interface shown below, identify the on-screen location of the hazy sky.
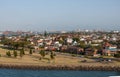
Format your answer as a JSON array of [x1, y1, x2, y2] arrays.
[[0, 0, 120, 31]]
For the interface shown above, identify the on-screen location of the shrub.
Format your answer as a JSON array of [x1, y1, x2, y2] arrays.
[[71, 54, 76, 57], [21, 49, 25, 55], [50, 51, 56, 60], [20, 50, 24, 58], [39, 50, 45, 58], [29, 49, 33, 55], [13, 50, 17, 58], [114, 54, 120, 58], [6, 51, 11, 57], [22, 49, 25, 55], [99, 56, 103, 58]]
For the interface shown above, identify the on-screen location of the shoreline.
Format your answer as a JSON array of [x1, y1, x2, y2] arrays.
[[0, 64, 120, 71]]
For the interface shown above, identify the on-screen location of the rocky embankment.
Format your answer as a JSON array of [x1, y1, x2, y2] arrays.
[[0, 64, 120, 71]]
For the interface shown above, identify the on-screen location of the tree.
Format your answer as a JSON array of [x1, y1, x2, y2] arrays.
[[73, 37, 80, 42], [50, 51, 56, 60], [6, 51, 11, 57], [19, 48, 25, 58], [59, 40, 64, 44], [1, 34, 5, 40], [79, 41, 86, 48], [114, 53, 120, 58], [1, 38, 13, 49], [21, 42, 25, 49], [13, 50, 17, 58], [13, 42, 19, 50], [20, 50, 23, 58], [39, 50, 45, 58], [21, 48, 25, 55], [116, 40, 120, 49], [29, 48, 33, 55], [44, 30, 47, 37]]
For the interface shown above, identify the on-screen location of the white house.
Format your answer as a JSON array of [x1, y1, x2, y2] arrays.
[[67, 38, 73, 44]]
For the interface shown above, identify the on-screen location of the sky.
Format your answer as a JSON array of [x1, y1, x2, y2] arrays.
[[0, 0, 120, 31]]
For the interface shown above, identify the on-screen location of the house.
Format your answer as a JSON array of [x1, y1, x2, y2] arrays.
[[93, 49, 101, 57], [66, 37, 73, 45], [37, 39, 44, 46], [60, 45, 68, 52], [72, 41, 78, 46], [66, 46, 84, 54], [85, 48, 94, 56], [92, 39, 103, 43], [54, 41, 62, 47], [33, 46, 39, 52], [80, 38, 85, 41], [44, 38, 52, 46], [44, 45, 57, 51], [103, 45, 118, 56]]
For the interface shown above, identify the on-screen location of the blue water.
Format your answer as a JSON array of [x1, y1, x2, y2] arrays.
[[0, 69, 119, 77]]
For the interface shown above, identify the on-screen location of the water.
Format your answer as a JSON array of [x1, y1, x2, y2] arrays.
[[0, 69, 119, 77]]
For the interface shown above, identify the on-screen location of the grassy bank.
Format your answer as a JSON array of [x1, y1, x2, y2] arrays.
[[0, 48, 120, 71]]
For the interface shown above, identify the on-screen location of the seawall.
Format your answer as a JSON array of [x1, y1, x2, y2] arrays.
[[0, 64, 120, 71]]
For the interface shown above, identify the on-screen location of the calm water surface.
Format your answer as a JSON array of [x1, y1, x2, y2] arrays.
[[0, 69, 119, 77]]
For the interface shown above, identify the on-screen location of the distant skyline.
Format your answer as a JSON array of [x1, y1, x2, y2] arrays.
[[0, 0, 120, 31]]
